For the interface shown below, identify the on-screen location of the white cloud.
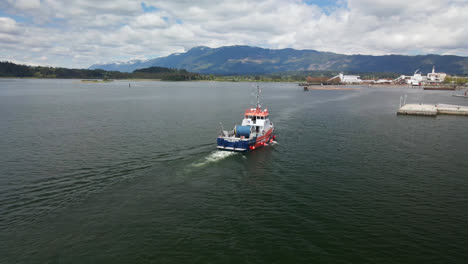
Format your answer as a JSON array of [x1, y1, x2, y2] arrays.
[[0, 17, 19, 33], [131, 13, 168, 28], [0, 0, 467, 68], [9, 0, 40, 10]]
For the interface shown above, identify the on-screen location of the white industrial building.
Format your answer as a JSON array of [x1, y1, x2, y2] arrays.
[[327, 73, 363, 84], [327, 66, 446, 85], [393, 66, 446, 86], [409, 70, 424, 86], [427, 66, 446, 82], [339, 73, 362, 83]]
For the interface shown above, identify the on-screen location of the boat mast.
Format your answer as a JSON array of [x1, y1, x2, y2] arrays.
[[256, 85, 261, 110]]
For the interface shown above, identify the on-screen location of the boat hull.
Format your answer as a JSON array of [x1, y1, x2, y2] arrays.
[[217, 128, 274, 152]]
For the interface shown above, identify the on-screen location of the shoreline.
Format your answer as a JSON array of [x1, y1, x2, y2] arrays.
[[2, 77, 467, 89]]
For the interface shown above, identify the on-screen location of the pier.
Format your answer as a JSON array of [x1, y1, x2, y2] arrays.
[[423, 86, 456, 91], [398, 104, 468, 116]]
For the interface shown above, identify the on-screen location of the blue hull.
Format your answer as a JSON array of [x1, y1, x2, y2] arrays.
[[216, 137, 256, 152]]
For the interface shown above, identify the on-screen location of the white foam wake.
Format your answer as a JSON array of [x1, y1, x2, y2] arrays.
[[268, 140, 278, 145], [191, 151, 238, 167]]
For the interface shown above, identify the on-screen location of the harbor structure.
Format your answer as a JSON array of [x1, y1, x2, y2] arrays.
[[398, 103, 468, 116], [315, 65, 451, 86], [409, 70, 424, 86], [393, 66, 446, 85], [373, 79, 392, 84], [327, 73, 363, 84], [393, 69, 423, 86], [427, 65, 447, 82]]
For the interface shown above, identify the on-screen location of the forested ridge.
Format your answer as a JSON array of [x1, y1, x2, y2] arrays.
[[0, 61, 204, 81]]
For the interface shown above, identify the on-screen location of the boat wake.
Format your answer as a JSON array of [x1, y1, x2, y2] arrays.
[[267, 140, 278, 146], [191, 151, 238, 168]]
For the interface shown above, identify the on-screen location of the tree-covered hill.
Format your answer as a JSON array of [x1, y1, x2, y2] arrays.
[[0, 61, 204, 81]]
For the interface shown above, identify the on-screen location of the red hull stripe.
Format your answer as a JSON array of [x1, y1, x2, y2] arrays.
[[254, 128, 273, 148]]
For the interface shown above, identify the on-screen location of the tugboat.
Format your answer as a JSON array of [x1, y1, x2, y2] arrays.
[[217, 86, 275, 152]]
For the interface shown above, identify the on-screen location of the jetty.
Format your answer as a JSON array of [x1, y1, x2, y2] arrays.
[[423, 86, 456, 91], [303, 86, 360, 91], [398, 104, 468, 116]]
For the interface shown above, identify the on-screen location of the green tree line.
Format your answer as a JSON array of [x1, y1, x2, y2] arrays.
[[0, 62, 205, 81], [444, 76, 468, 85]]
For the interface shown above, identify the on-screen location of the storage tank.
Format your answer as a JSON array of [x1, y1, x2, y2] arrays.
[[234, 125, 252, 138]]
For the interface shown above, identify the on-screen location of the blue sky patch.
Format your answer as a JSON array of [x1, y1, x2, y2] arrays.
[[303, 0, 347, 14], [304, 0, 335, 7], [141, 2, 158, 13], [0, 10, 32, 23]]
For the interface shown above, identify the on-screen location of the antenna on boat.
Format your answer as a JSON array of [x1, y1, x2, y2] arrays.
[[219, 122, 225, 135], [256, 85, 261, 110]]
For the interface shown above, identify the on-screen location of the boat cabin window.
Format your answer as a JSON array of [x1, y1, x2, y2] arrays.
[[245, 115, 268, 120]]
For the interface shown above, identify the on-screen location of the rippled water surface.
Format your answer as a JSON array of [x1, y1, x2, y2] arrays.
[[1, 79, 468, 263]]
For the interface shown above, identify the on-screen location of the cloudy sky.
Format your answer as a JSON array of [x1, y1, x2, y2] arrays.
[[1, 0, 467, 68]]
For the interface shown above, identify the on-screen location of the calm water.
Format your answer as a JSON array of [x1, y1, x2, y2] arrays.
[[1, 79, 468, 263]]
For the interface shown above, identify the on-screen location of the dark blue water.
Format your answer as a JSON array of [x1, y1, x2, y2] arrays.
[[1, 79, 468, 263]]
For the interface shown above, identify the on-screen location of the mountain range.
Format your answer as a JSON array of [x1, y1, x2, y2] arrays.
[[89, 45, 468, 75]]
